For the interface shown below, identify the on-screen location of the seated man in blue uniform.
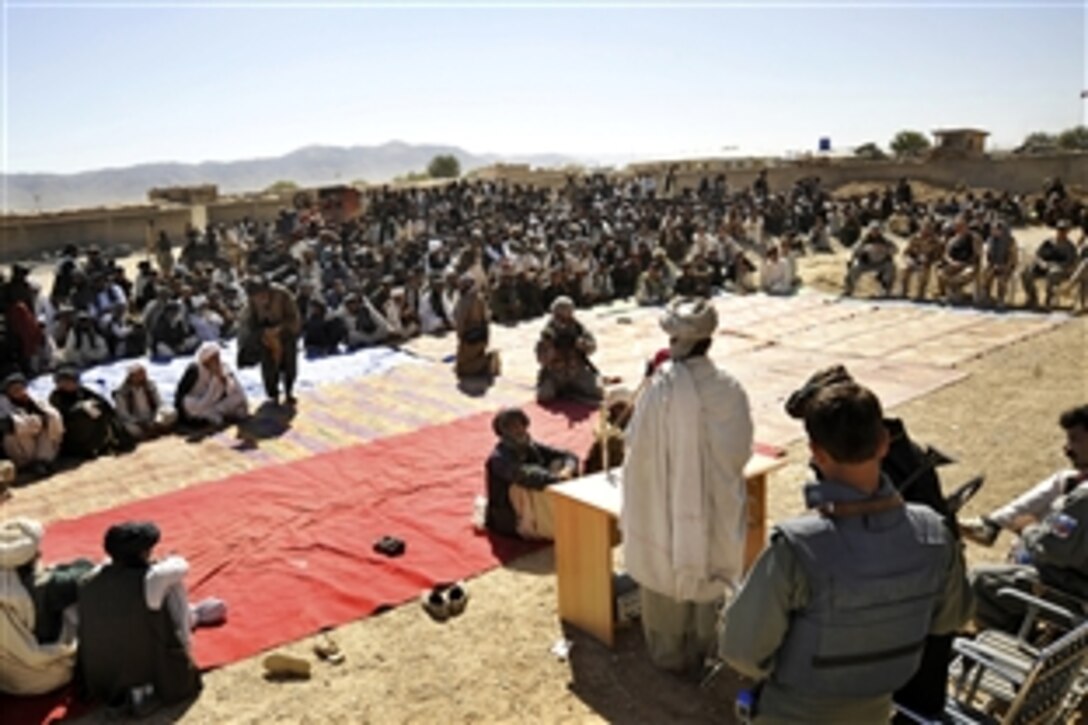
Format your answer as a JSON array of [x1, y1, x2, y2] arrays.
[[484, 407, 579, 541]]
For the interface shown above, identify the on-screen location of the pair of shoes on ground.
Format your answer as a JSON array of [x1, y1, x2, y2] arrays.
[[262, 632, 344, 680], [422, 581, 469, 622]]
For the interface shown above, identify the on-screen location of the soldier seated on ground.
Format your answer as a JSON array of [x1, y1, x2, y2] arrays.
[[1021, 219, 1078, 311], [899, 219, 943, 300], [936, 217, 983, 304], [484, 408, 580, 541], [843, 221, 897, 297], [977, 220, 1019, 309], [962, 404, 1088, 632], [535, 296, 603, 404]]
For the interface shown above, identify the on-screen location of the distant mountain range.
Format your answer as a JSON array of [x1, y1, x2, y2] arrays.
[[1, 142, 578, 213]]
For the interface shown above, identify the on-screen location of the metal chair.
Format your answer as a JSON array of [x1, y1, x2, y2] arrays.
[[896, 589, 1088, 724]]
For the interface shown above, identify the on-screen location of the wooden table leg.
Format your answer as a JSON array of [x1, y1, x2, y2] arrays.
[[744, 473, 767, 572], [551, 493, 616, 647]]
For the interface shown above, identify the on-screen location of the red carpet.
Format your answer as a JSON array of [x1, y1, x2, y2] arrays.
[[6, 401, 781, 722], [35, 401, 602, 670]]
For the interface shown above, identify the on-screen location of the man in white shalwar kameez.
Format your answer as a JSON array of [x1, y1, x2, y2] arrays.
[[621, 297, 754, 674]]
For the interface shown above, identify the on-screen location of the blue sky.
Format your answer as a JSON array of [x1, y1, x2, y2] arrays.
[[2, 0, 1085, 174]]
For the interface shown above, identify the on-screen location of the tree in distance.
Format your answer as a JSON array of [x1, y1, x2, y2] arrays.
[[427, 154, 461, 179], [854, 142, 888, 160], [1057, 125, 1088, 151], [1021, 131, 1058, 150], [890, 130, 932, 158], [265, 180, 300, 193]]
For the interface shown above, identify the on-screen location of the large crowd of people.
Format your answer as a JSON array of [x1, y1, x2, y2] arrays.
[[0, 172, 1083, 480], [1, 171, 1087, 719], [3, 172, 1086, 380]]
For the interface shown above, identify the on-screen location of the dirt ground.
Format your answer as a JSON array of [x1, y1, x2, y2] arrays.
[[111, 308, 1083, 725], [12, 225, 1085, 724]]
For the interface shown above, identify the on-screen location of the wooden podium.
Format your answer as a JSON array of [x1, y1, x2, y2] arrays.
[[547, 453, 786, 647]]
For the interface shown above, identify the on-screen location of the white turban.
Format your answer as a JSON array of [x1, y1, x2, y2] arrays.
[[0, 518, 44, 569], [550, 296, 575, 314], [660, 298, 718, 358], [196, 341, 221, 364]]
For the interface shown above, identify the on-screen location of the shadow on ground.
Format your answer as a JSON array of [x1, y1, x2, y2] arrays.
[[564, 622, 746, 724]]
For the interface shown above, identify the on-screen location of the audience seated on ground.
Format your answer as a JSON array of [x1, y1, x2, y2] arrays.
[[0, 372, 63, 477], [1, 173, 1085, 483], [534, 296, 603, 404], [112, 362, 178, 440], [49, 365, 134, 460], [174, 342, 249, 428]]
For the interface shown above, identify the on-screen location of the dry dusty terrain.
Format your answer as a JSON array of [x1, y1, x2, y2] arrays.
[[133, 316, 1081, 725]]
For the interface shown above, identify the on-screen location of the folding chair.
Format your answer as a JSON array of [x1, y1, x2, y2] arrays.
[[897, 591, 1088, 724]]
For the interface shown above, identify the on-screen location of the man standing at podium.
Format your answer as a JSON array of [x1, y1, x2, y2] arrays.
[[621, 297, 754, 675]]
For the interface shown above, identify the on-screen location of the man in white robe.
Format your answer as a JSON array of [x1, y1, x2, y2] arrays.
[[174, 342, 249, 427], [621, 297, 754, 675], [0, 519, 79, 696]]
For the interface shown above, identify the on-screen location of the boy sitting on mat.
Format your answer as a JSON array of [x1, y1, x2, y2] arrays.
[[484, 408, 580, 540]]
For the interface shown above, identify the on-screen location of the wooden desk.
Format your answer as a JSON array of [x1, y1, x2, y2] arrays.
[[548, 453, 786, 647]]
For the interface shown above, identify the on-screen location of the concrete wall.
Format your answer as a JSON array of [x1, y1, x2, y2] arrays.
[[644, 153, 1087, 197], [206, 197, 286, 226], [0, 196, 290, 263], [1, 206, 195, 263]]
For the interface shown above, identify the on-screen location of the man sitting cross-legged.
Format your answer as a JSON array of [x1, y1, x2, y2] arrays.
[[174, 342, 248, 428]]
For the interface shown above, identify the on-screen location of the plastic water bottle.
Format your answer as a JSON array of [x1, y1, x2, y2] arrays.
[[471, 495, 488, 532], [735, 689, 756, 724]]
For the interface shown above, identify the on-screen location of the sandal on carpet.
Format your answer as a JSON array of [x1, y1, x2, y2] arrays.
[[192, 597, 228, 628], [262, 652, 312, 680], [373, 535, 406, 557], [314, 633, 345, 665], [422, 587, 450, 622], [446, 581, 469, 617]]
